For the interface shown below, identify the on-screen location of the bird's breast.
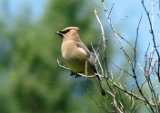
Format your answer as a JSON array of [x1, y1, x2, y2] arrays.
[[61, 41, 88, 60], [61, 41, 74, 59], [62, 51, 70, 59]]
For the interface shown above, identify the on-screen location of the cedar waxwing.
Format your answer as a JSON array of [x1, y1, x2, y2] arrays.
[[56, 26, 106, 96]]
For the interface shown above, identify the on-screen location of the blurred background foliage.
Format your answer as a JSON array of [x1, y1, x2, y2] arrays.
[[0, 0, 113, 113]]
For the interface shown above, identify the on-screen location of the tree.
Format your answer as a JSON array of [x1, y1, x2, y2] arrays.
[[0, 0, 110, 113]]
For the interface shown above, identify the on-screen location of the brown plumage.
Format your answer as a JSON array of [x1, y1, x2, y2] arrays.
[[56, 26, 106, 96]]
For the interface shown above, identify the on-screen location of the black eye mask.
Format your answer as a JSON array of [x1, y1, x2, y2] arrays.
[[56, 29, 70, 38], [61, 29, 70, 34]]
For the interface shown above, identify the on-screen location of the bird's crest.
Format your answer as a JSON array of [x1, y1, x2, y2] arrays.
[[62, 26, 80, 31]]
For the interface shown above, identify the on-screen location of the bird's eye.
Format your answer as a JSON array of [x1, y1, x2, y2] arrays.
[[61, 30, 70, 34]]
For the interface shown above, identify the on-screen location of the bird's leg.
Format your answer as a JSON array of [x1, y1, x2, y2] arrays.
[[70, 71, 81, 78], [70, 71, 77, 76], [85, 60, 88, 75]]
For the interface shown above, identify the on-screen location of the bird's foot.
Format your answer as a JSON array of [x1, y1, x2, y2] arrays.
[[70, 71, 81, 78]]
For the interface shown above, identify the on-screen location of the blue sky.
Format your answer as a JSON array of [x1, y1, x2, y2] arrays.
[[103, 0, 160, 65], [0, 0, 47, 23]]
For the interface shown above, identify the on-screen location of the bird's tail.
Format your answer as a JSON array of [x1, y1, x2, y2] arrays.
[[94, 75, 106, 96]]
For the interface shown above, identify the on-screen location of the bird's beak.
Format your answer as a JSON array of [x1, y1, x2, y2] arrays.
[[55, 31, 63, 38]]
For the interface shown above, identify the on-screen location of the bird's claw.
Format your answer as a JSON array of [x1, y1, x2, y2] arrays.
[[70, 71, 81, 78]]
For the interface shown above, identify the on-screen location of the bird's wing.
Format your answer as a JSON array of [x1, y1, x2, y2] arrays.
[[76, 41, 91, 58], [75, 41, 98, 74], [76, 41, 97, 67]]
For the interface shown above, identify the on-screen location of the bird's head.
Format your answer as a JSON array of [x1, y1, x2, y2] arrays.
[[56, 26, 79, 38]]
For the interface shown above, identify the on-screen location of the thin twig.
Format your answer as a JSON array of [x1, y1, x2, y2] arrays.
[[86, 89, 113, 112], [94, 9, 106, 49], [134, 15, 142, 69], [57, 59, 99, 78]]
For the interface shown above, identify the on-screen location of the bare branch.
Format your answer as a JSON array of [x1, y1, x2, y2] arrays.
[[134, 15, 142, 69], [109, 79, 155, 107], [141, 0, 160, 82], [57, 59, 100, 78], [94, 9, 106, 49]]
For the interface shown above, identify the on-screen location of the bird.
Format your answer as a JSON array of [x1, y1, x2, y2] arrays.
[[56, 26, 106, 96]]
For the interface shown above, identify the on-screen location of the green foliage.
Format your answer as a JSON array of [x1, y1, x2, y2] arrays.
[[0, 0, 107, 113]]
